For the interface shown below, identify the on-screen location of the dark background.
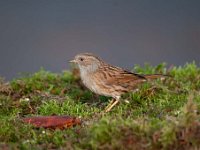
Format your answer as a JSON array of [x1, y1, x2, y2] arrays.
[[0, 0, 200, 80]]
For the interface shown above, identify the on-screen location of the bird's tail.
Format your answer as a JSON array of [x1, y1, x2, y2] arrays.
[[144, 74, 169, 80]]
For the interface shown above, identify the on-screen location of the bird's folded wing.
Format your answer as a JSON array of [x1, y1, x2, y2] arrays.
[[103, 69, 147, 90]]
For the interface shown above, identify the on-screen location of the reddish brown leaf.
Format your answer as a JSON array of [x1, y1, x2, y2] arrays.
[[22, 115, 81, 129]]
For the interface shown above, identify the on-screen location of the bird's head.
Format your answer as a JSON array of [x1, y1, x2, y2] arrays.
[[69, 53, 102, 73]]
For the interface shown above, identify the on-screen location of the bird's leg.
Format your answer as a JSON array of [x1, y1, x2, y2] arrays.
[[104, 98, 115, 110], [105, 99, 120, 112]]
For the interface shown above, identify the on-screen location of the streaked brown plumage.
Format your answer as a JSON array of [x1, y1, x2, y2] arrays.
[[70, 53, 167, 112]]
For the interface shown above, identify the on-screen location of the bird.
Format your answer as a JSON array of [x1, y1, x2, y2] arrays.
[[69, 53, 167, 112]]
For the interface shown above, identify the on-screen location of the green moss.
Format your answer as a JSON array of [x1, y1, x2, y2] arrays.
[[0, 63, 200, 149]]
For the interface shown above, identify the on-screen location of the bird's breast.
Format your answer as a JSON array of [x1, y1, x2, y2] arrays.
[[80, 72, 106, 95], [81, 75, 99, 93]]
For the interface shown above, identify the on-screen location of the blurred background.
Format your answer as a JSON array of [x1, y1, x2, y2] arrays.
[[0, 0, 200, 80]]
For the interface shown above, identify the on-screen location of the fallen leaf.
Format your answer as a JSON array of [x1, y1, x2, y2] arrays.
[[22, 115, 81, 129]]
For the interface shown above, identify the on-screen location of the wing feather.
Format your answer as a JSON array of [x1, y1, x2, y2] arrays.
[[98, 65, 146, 91]]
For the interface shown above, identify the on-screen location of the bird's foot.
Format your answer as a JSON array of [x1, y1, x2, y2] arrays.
[[104, 99, 120, 113]]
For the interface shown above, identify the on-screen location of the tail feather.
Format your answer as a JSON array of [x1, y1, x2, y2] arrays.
[[144, 74, 169, 80]]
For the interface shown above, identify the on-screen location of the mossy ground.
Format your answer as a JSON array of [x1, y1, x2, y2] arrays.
[[0, 63, 200, 150]]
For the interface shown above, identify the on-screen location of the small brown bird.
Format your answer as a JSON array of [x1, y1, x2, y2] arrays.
[[70, 53, 167, 112]]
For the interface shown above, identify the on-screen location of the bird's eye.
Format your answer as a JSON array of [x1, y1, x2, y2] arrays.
[[79, 57, 84, 61]]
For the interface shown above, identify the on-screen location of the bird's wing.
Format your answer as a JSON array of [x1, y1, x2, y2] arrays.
[[99, 65, 146, 90]]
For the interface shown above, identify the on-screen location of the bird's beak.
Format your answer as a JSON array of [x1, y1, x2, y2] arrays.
[[69, 59, 77, 63]]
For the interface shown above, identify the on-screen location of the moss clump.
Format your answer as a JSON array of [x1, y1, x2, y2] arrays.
[[0, 63, 200, 149]]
